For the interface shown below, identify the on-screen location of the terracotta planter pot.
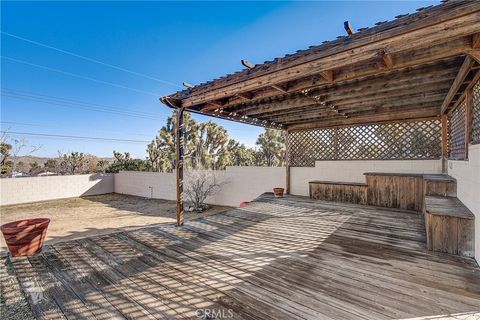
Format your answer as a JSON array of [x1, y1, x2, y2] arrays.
[[1, 218, 50, 257], [239, 201, 250, 207], [273, 188, 285, 198]]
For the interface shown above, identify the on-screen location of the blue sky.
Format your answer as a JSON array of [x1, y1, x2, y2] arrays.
[[1, 0, 438, 158]]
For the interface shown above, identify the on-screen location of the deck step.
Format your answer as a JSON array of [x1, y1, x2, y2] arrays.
[[423, 175, 457, 197], [424, 196, 474, 258]]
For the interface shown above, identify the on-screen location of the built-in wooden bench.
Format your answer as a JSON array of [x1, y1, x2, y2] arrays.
[[308, 172, 474, 258], [423, 174, 457, 197], [424, 196, 475, 257], [364, 172, 425, 211], [309, 181, 367, 205]]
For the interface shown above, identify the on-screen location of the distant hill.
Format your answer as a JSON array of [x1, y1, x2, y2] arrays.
[[8, 156, 115, 166]]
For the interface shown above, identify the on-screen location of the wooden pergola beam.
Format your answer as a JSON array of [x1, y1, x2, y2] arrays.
[[287, 108, 440, 130], [472, 33, 480, 49], [249, 78, 453, 119], [382, 52, 394, 69], [238, 64, 458, 116], [266, 97, 446, 124], [468, 49, 480, 64], [200, 36, 471, 112], [272, 99, 444, 124], [320, 70, 334, 83], [440, 56, 475, 114], [181, 5, 480, 107], [175, 107, 185, 227]]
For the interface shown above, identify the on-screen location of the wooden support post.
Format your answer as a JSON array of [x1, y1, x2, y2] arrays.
[[441, 113, 448, 173], [465, 87, 473, 160], [175, 107, 185, 226], [285, 130, 290, 195]]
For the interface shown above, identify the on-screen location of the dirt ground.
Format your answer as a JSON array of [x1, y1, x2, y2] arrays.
[[0, 193, 230, 252], [0, 193, 230, 319]]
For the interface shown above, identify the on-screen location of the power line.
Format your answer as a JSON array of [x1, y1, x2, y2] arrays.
[[2, 88, 164, 120], [2, 56, 161, 96], [2, 88, 160, 117], [1, 121, 48, 128], [0, 121, 154, 138], [1, 31, 183, 89], [1, 131, 151, 144]]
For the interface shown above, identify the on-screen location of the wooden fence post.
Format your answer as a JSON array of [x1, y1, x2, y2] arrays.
[[441, 113, 448, 173], [175, 108, 185, 226], [285, 130, 290, 195], [465, 87, 473, 160]]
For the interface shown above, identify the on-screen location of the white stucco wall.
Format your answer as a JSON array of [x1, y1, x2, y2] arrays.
[[114, 166, 286, 207], [448, 144, 480, 260], [0, 174, 114, 206], [114, 171, 177, 201], [290, 160, 442, 196]]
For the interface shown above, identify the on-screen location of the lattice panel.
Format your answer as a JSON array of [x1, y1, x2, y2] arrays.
[[289, 128, 335, 166], [448, 99, 466, 160], [472, 80, 480, 145], [288, 119, 441, 167]]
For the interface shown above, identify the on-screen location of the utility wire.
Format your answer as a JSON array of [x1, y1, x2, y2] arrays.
[[2, 88, 164, 120], [1, 31, 183, 89], [0, 121, 154, 138], [2, 56, 161, 96], [1, 121, 48, 128], [1, 131, 150, 144], [2, 88, 160, 117]]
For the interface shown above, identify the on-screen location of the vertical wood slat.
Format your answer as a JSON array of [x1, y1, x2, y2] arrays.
[[175, 108, 185, 226], [285, 130, 290, 195], [309, 181, 367, 205], [441, 113, 448, 173], [365, 174, 424, 211]]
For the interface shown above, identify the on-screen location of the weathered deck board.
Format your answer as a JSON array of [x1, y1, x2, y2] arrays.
[[9, 194, 480, 319]]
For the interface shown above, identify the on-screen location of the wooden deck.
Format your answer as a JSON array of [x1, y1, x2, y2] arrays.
[[9, 194, 480, 319]]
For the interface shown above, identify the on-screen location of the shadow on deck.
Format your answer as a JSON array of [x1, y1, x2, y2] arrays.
[[7, 193, 480, 319]]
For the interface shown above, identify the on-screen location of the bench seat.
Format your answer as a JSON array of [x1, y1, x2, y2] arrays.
[[424, 196, 474, 257], [309, 181, 367, 205]]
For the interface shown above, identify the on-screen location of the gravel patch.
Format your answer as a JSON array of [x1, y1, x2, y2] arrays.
[[0, 254, 34, 320]]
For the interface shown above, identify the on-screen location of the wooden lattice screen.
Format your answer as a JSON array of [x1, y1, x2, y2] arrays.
[[472, 80, 480, 145], [447, 99, 466, 160], [288, 119, 441, 167]]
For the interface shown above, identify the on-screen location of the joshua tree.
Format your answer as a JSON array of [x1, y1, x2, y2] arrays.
[[44, 159, 57, 172], [61, 152, 86, 174], [256, 129, 285, 166]]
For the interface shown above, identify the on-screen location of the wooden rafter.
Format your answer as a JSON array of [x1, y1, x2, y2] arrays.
[[177, 4, 479, 108], [382, 51, 394, 69], [440, 56, 475, 114], [161, 1, 480, 131], [199, 36, 471, 111], [287, 109, 440, 130], [473, 33, 480, 49]]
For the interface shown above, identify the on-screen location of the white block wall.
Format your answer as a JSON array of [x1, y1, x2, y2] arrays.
[[114, 171, 177, 201], [114, 166, 285, 207], [0, 174, 114, 206], [290, 160, 442, 196], [209, 166, 285, 206], [448, 144, 480, 260]]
